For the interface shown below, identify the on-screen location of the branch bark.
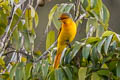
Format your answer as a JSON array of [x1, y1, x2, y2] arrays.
[[34, 40, 57, 63], [0, 0, 27, 57]]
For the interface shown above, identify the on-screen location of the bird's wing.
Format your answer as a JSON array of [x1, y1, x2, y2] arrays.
[[58, 27, 62, 38]]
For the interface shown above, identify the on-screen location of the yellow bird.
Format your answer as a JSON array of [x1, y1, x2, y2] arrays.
[[53, 13, 77, 69]]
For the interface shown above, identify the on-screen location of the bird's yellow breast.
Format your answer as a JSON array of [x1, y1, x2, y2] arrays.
[[53, 13, 77, 69], [57, 19, 76, 46]]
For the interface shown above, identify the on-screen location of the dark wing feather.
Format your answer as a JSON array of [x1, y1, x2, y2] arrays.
[[57, 27, 62, 38]]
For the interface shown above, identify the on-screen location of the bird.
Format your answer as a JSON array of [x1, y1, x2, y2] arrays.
[[53, 13, 77, 69]]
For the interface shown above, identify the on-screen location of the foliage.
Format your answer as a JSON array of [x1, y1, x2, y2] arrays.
[[0, 0, 120, 80]]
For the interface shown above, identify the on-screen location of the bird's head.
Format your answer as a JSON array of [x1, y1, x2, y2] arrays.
[[58, 13, 73, 24]]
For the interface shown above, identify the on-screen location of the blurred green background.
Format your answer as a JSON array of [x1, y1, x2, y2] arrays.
[[35, 0, 120, 52]]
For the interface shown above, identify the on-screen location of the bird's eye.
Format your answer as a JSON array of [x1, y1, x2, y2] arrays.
[[58, 17, 68, 20]]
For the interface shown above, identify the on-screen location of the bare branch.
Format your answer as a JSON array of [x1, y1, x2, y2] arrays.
[[9, 6, 27, 39], [0, 0, 27, 57], [3, 49, 33, 61], [34, 40, 57, 63], [1, 52, 17, 74], [74, 0, 81, 22], [18, 50, 33, 61], [1, 0, 26, 42]]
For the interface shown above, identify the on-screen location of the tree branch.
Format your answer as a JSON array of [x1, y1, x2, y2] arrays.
[[0, 0, 27, 57], [3, 49, 33, 61], [34, 40, 57, 63], [74, 0, 81, 22]]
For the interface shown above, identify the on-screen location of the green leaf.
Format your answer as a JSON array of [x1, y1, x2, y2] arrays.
[[91, 46, 99, 64], [62, 67, 72, 80], [0, 25, 5, 36], [97, 69, 110, 77], [91, 72, 101, 80], [113, 33, 120, 42], [42, 60, 49, 79], [46, 30, 55, 50], [34, 62, 41, 73], [78, 67, 87, 80], [102, 56, 112, 64], [34, 12, 39, 28], [115, 34, 120, 42], [52, 12, 61, 30], [100, 4, 110, 25], [70, 66, 79, 80], [46, 5, 58, 31], [23, 30, 32, 51], [71, 41, 82, 59], [82, 0, 91, 11], [110, 41, 117, 51], [62, 48, 71, 64], [82, 44, 91, 59], [12, 28, 21, 50], [15, 62, 24, 80], [10, 64, 18, 80], [97, 38, 106, 53], [108, 61, 117, 71], [117, 62, 120, 77], [102, 31, 115, 37], [64, 41, 82, 64], [91, 0, 97, 9], [86, 37, 100, 44], [11, 14, 19, 29], [96, 24, 104, 37], [29, 5, 35, 18], [22, 28, 35, 52], [0, 9, 8, 26], [25, 9, 33, 31], [62, 3, 74, 13], [86, 18, 98, 36], [104, 35, 113, 54], [0, 72, 9, 80], [16, 8, 22, 17], [25, 63, 33, 79], [58, 3, 73, 12], [17, 20, 24, 31], [91, 0, 102, 16], [55, 68, 64, 80], [0, 58, 5, 68], [48, 70, 55, 80]]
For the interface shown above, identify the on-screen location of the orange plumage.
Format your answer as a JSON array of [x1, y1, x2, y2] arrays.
[[53, 13, 77, 69]]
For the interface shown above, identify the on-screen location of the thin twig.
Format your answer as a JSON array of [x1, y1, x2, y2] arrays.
[[74, 0, 78, 20], [1, 52, 17, 74], [34, 40, 57, 63], [18, 50, 33, 61], [1, 4, 15, 42], [3, 49, 33, 61], [74, 0, 81, 22], [0, 3, 28, 57], [9, 6, 28, 39], [0, 0, 27, 57], [35, 1, 39, 10], [77, 12, 87, 21], [1, 0, 26, 42]]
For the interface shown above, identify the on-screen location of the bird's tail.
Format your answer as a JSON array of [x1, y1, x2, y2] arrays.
[[53, 45, 66, 69], [53, 53, 62, 69]]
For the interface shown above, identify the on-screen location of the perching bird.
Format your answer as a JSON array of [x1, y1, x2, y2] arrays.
[[53, 13, 77, 69]]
